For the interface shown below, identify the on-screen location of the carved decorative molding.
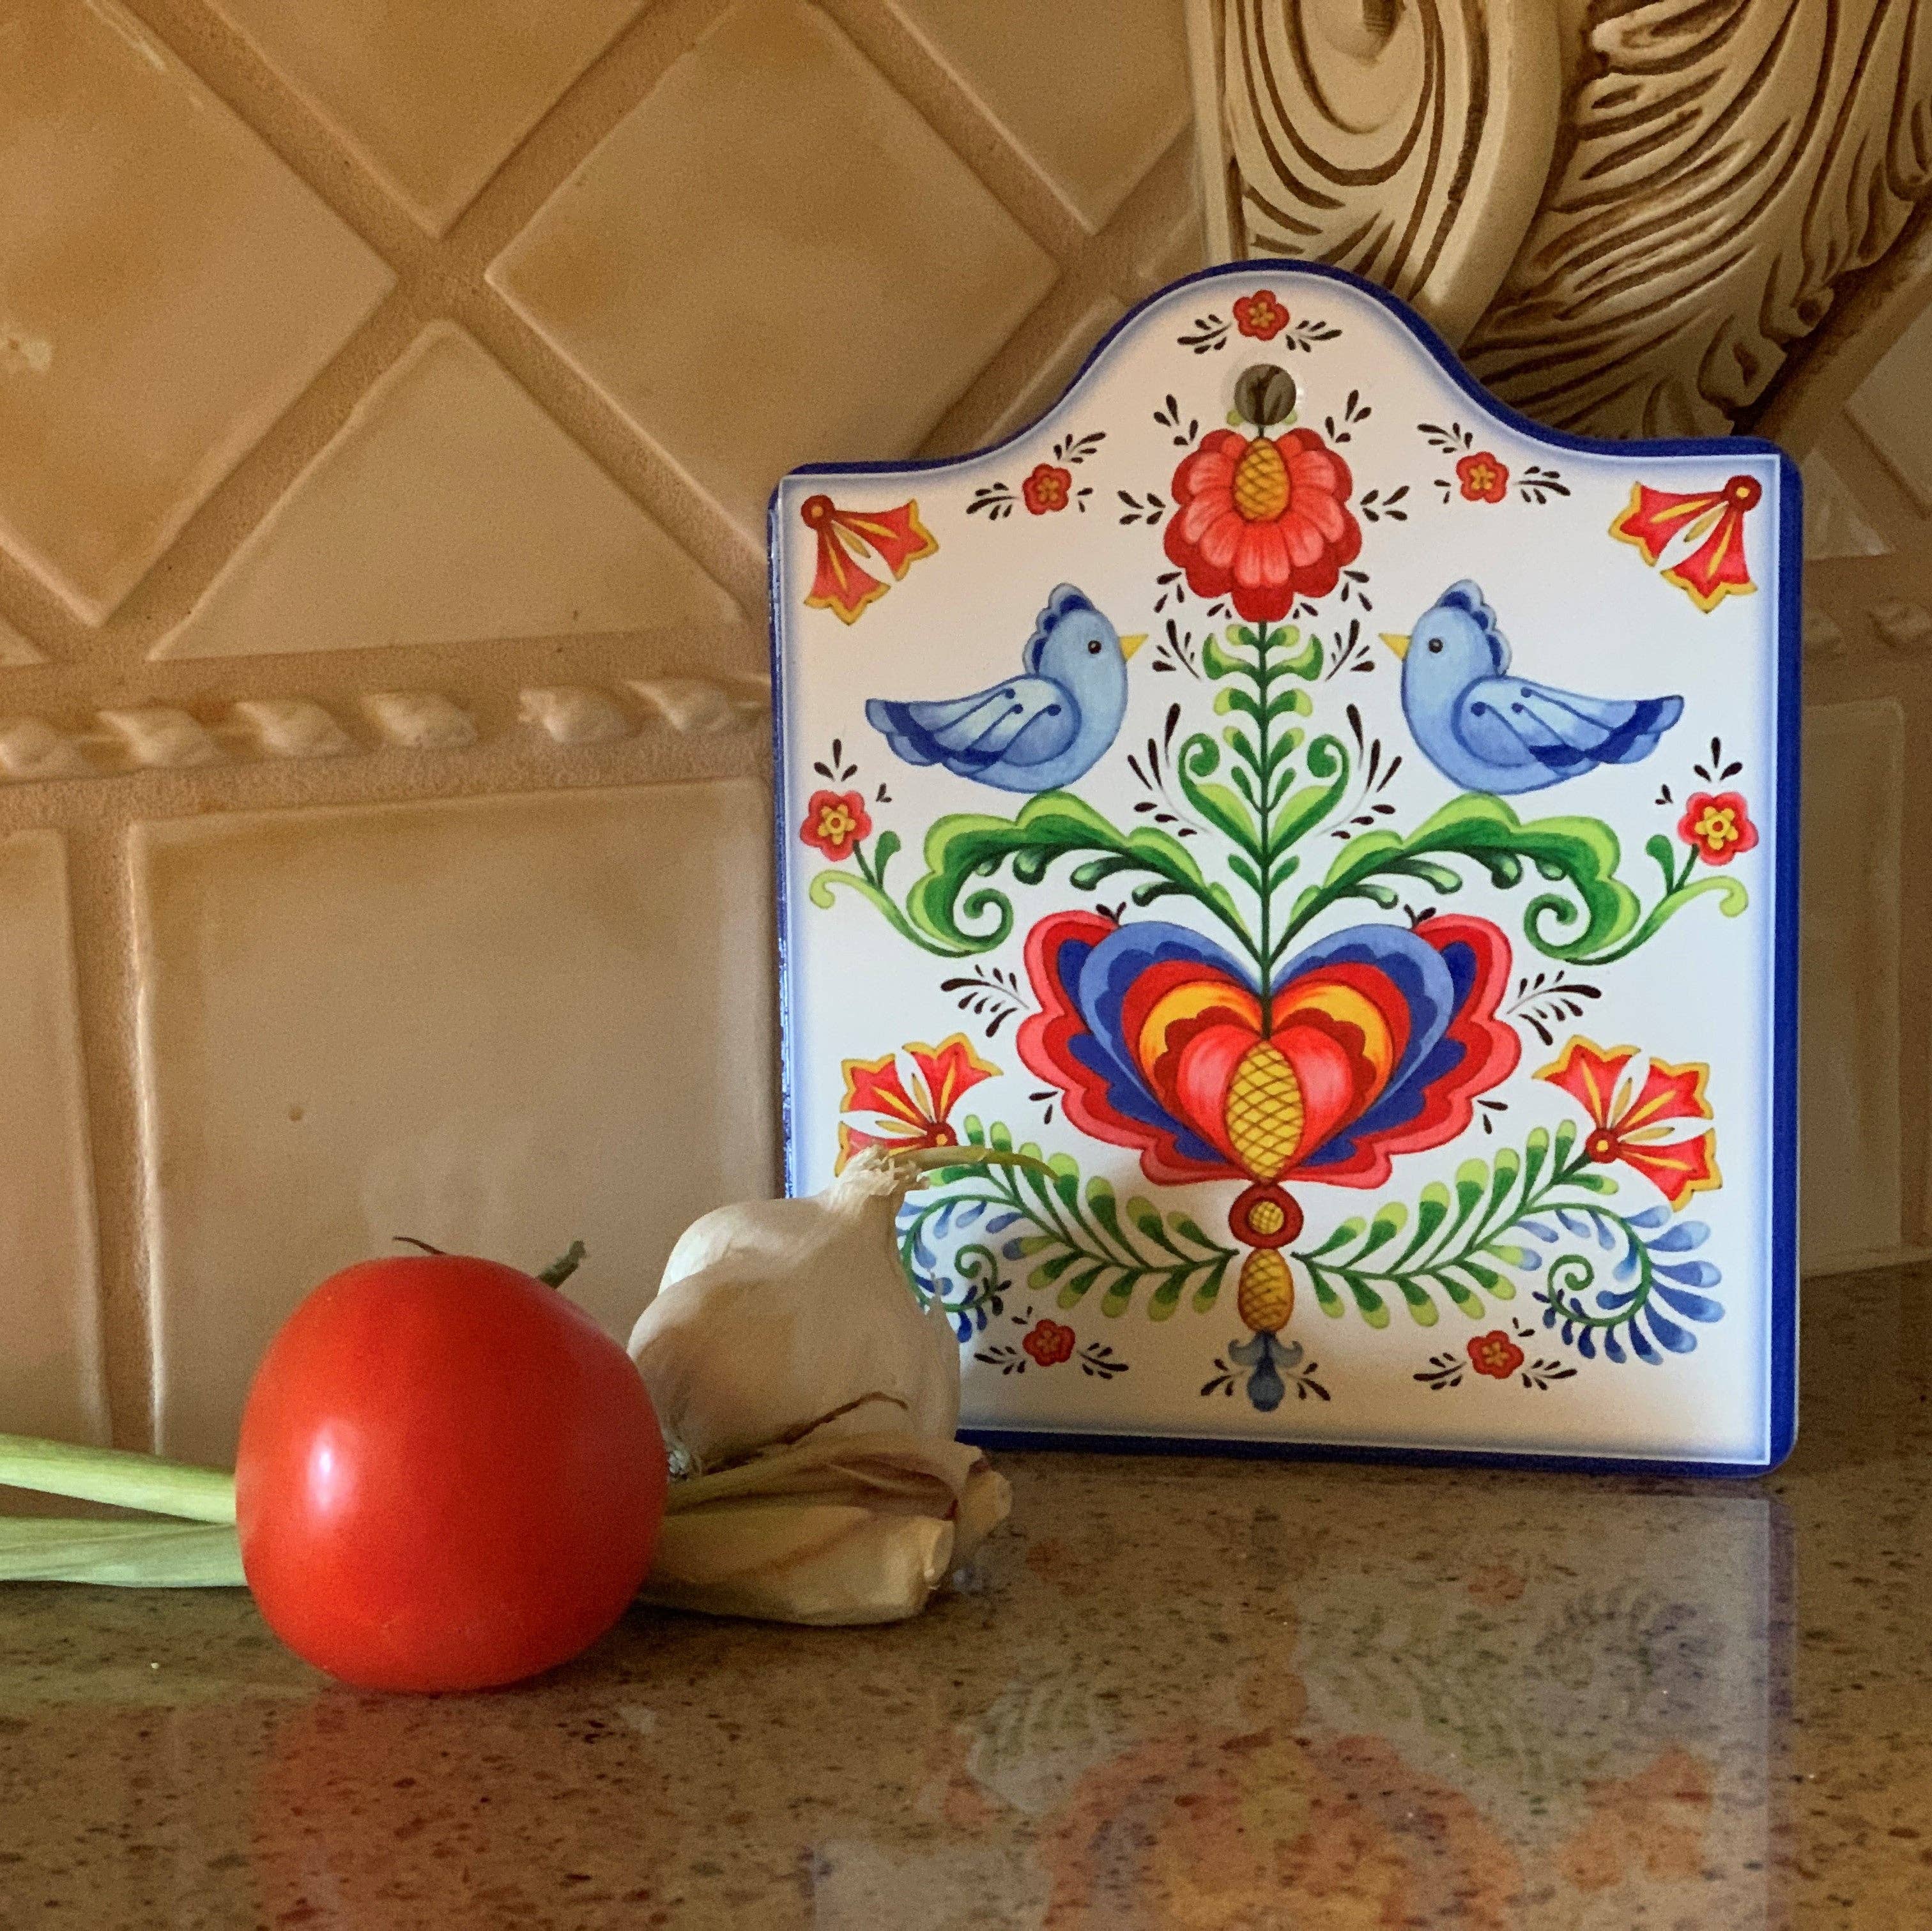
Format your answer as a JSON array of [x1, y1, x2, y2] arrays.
[[0, 677, 770, 783], [1199, 0, 1559, 345], [1188, 0, 1932, 439]]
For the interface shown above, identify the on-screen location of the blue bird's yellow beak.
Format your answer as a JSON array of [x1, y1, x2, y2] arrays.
[[1119, 632, 1147, 660], [1380, 632, 1410, 660]]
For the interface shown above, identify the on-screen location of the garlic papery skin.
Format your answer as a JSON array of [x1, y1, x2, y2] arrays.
[[627, 1147, 1039, 1472]]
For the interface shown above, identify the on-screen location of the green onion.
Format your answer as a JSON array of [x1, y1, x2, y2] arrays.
[[0, 1433, 236, 1523], [0, 1519, 243, 1587], [0, 1432, 241, 1587]]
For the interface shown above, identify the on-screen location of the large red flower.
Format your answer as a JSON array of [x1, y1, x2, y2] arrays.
[[1537, 1037, 1720, 1209], [836, 1034, 999, 1170], [1163, 427, 1360, 621]]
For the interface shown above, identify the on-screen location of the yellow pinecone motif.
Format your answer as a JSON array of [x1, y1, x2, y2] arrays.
[[1225, 1042, 1303, 1181], [1236, 1249, 1295, 1334], [1231, 437, 1289, 523]]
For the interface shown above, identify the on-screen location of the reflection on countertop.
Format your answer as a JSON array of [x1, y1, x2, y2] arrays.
[[2, 1263, 1928, 1929]]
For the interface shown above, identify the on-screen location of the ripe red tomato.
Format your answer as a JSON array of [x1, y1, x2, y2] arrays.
[[235, 1253, 668, 1692]]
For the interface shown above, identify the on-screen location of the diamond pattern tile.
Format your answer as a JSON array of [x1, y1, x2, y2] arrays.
[[157, 324, 734, 659], [135, 783, 776, 1463], [0, 613, 42, 664], [0, 831, 104, 1444], [489, 0, 1058, 539], [204, 0, 648, 234], [0, 0, 393, 624], [890, 0, 1191, 230], [1800, 451, 1890, 560], [1848, 304, 1932, 515]]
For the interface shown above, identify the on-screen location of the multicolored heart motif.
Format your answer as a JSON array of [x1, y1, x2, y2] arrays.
[[1019, 912, 1519, 1191]]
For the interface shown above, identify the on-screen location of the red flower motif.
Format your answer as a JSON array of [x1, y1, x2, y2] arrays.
[[1611, 475, 1761, 613], [836, 1034, 999, 1170], [1468, 1331, 1524, 1379], [800, 495, 938, 624], [1022, 1319, 1077, 1367], [799, 789, 871, 862], [1022, 463, 1074, 514], [1455, 452, 1510, 503], [1232, 290, 1289, 340], [1677, 791, 1758, 867], [1537, 1037, 1721, 1209], [1164, 427, 1361, 621]]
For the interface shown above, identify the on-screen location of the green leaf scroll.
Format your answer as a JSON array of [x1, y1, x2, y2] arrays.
[[1285, 792, 1747, 964]]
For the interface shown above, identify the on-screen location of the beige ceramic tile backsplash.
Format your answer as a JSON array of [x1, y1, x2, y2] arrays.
[[135, 784, 772, 1462], [0, 0, 1200, 1454], [1846, 303, 1932, 514], [0, 832, 104, 1444], [889, 0, 1192, 230], [0, 0, 1920, 1458], [0, 0, 392, 624], [202, 0, 648, 235], [491, 0, 1059, 541], [157, 323, 734, 659]]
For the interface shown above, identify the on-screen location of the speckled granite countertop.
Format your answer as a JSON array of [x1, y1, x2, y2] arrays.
[[3, 1264, 1927, 1930]]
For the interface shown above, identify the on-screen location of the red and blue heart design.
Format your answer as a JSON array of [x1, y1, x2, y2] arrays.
[[1018, 912, 1519, 1196]]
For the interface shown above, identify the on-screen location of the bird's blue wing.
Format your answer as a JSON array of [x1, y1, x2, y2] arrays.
[[866, 676, 1078, 775], [1453, 678, 1684, 779]]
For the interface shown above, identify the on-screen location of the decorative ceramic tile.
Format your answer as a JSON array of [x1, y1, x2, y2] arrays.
[[204, 0, 647, 234], [0, 0, 393, 623], [773, 263, 1798, 1470], [1800, 700, 1901, 1272], [981, 298, 1126, 444], [488, 0, 1057, 539], [1800, 450, 1890, 560], [0, 614, 42, 665], [156, 324, 733, 660], [0, 832, 104, 1444], [135, 782, 776, 1464], [889, 0, 1191, 231], [1870, 600, 1932, 653], [1846, 303, 1932, 514]]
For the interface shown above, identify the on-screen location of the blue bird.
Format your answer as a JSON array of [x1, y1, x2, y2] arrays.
[[865, 584, 1145, 793], [1381, 581, 1683, 795]]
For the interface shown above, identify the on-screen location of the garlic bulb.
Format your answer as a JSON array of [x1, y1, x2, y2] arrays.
[[626, 1145, 1041, 1625], [629, 1145, 1027, 1470]]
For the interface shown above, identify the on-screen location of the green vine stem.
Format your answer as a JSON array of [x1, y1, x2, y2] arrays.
[[900, 1118, 1239, 1327], [1292, 1123, 1615, 1327]]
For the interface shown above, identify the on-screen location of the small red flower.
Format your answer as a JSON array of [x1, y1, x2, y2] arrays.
[[799, 789, 871, 862], [1677, 791, 1758, 867], [1232, 289, 1289, 340], [1022, 463, 1074, 515], [1023, 1319, 1077, 1367], [1537, 1037, 1720, 1209], [1468, 1331, 1524, 1380], [1163, 427, 1361, 622], [836, 1034, 1000, 1170], [1455, 452, 1510, 503]]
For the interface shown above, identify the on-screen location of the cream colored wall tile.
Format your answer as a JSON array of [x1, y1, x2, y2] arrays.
[[0, 832, 104, 1443], [156, 324, 734, 660], [890, 0, 1190, 231], [1846, 303, 1932, 515], [983, 297, 1126, 443], [0, 614, 42, 664], [1800, 450, 1891, 560], [0, 0, 393, 624], [135, 782, 777, 1463], [1801, 699, 1903, 1273], [489, 0, 1058, 540], [204, 0, 646, 234]]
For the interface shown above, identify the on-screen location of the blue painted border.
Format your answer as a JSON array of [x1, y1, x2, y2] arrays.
[[768, 257, 1802, 1481]]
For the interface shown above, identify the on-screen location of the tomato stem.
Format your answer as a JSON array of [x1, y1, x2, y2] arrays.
[[392, 1235, 447, 1256], [537, 1241, 587, 1288]]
